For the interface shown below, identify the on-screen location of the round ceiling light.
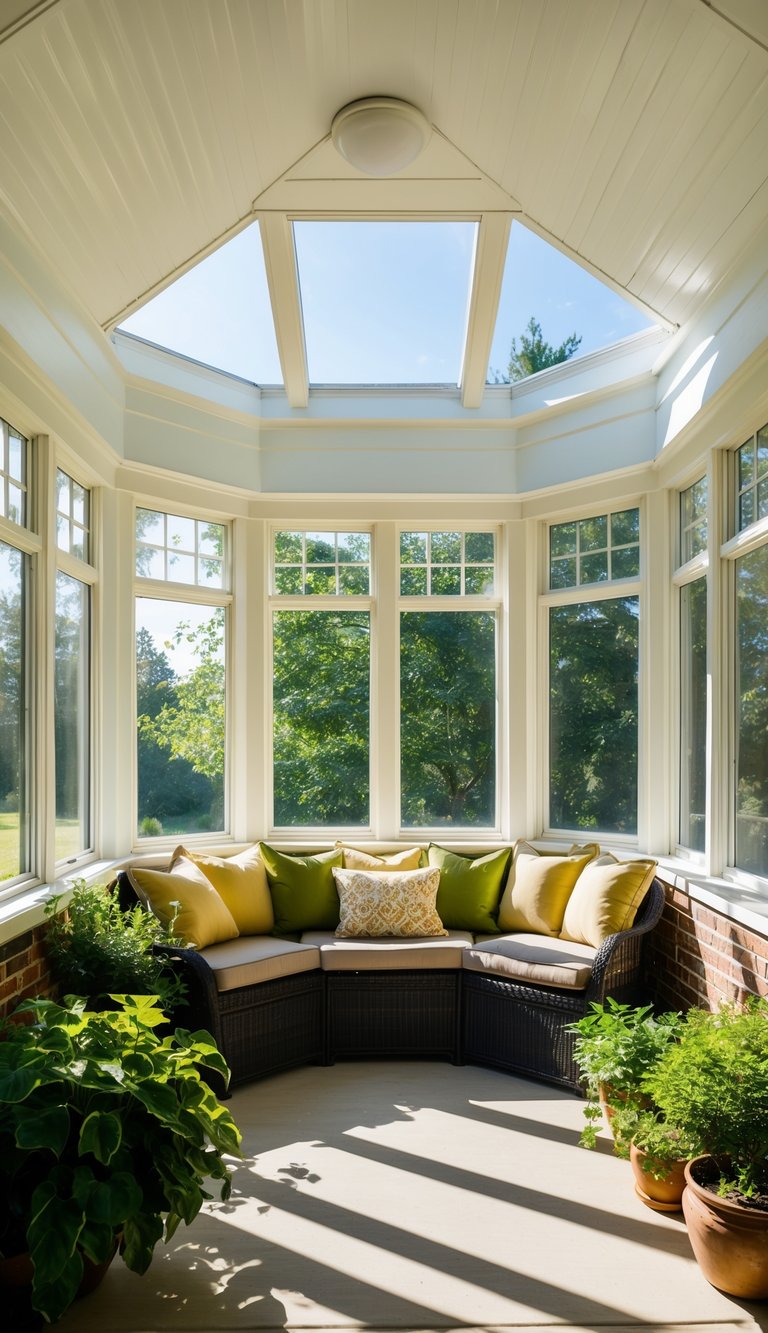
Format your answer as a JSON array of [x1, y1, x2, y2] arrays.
[[330, 97, 431, 176]]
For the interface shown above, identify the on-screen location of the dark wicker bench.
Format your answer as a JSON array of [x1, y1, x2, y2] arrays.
[[115, 871, 665, 1094]]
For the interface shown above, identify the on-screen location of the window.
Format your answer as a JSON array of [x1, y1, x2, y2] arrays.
[[0, 541, 29, 882], [549, 508, 639, 590], [680, 476, 708, 564], [736, 425, 768, 533], [734, 543, 768, 876], [677, 479, 708, 855], [0, 417, 27, 527], [271, 529, 371, 827], [55, 573, 90, 862], [56, 469, 90, 561], [400, 530, 498, 828], [135, 508, 228, 839]]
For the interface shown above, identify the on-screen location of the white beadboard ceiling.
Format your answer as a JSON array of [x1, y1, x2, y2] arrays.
[[0, 0, 766, 339]]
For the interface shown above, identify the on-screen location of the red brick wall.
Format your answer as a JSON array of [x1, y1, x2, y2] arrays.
[[0, 926, 57, 1020], [644, 877, 768, 1011]]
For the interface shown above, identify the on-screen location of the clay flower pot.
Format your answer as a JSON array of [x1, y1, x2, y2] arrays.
[[683, 1157, 768, 1299], [630, 1141, 687, 1210]]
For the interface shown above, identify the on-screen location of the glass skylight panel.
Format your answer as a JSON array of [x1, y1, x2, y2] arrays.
[[118, 222, 283, 385], [293, 221, 476, 385], [487, 222, 655, 384]]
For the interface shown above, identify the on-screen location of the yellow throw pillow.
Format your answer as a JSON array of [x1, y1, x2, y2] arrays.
[[127, 858, 239, 950], [171, 843, 274, 935], [336, 844, 424, 872], [497, 852, 593, 936], [560, 854, 657, 946], [332, 867, 448, 938]]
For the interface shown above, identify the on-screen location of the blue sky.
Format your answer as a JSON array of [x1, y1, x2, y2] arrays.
[[119, 219, 654, 387]]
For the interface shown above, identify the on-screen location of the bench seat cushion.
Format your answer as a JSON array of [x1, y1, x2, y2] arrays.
[[464, 932, 596, 989], [198, 937, 321, 992], [302, 930, 473, 970]]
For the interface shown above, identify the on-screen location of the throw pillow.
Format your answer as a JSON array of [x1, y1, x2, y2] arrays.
[[514, 839, 600, 860], [333, 867, 448, 938], [259, 843, 343, 934], [171, 843, 274, 935], [560, 853, 657, 946], [127, 857, 239, 949], [427, 844, 511, 932], [497, 852, 593, 936], [336, 843, 424, 871]]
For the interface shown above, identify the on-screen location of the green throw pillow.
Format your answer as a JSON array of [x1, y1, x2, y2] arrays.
[[427, 844, 511, 933], [259, 843, 343, 933]]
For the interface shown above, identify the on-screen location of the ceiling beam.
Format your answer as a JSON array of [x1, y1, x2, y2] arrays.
[[460, 213, 512, 409], [258, 213, 308, 409]]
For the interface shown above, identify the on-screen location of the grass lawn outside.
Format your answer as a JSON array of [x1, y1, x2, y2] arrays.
[[0, 813, 82, 881]]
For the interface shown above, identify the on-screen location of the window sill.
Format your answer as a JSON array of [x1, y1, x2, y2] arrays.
[[653, 855, 768, 940]]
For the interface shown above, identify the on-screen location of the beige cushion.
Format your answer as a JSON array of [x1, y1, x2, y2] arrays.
[[302, 930, 473, 970], [497, 851, 593, 936], [333, 867, 447, 938], [170, 843, 275, 935], [515, 839, 600, 859], [336, 844, 424, 871], [560, 853, 657, 946], [198, 936, 320, 992], [465, 933, 596, 989], [127, 858, 239, 949]]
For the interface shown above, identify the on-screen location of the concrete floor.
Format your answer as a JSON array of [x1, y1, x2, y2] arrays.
[[55, 1061, 767, 1333]]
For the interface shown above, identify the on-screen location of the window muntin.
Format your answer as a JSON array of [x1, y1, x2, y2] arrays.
[[274, 530, 371, 596], [734, 545, 768, 877], [0, 541, 29, 882], [55, 573, 90, 862], [136, 599, 226, 839], [679, 577, 707, 854], [56, 469, 90, 562], [400, 610, 497, 827], [549, 508, 639, 590], [736, 424, 768, 534], [0, 417, 28, 527], [680, 477, 707, 565], [549, 596, 639, 835], [293, 220, 477, 386], [136, 508, 226, 589], [400, 530, 495, 596], [273, 610, 370, 826]]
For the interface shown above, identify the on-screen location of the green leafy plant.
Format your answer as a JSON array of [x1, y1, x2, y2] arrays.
[[0, 994, 241, 1323], [568, 999, 684, 1149], [609, 1103, 699, 1178], [644, 998, 768, 1202], [44, 879, 183, 1011]]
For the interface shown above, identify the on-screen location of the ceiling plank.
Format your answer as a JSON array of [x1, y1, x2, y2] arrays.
[[258, 213, 308, 409], [460, 213, 512, 408]]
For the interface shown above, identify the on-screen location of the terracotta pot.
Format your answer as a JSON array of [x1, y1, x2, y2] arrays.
[[630, 1140, 687, 1210], [599, 1084, 651, 1137], [683, 1156, 768, 1299]]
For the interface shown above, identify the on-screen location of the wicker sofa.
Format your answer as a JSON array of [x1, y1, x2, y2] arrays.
[[114, 854, 665, 1096]]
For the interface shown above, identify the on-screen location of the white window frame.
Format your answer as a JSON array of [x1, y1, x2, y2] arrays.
[[673, 473, 708, 863]]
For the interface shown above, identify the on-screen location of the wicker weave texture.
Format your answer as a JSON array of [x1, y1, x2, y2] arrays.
[[327, 970, 460, 1059], [218, 972, 324, 1086]]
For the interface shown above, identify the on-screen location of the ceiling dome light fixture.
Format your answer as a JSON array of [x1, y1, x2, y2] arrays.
[[330, 97, 431, 176]]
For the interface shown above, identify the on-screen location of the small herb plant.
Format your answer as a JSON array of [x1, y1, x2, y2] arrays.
[[45, 878, 183, 1011], [645, 998, 768, 1204], [568, 999, 684, 1149], [0, 995, 241, 1323], [609, 1103, 699, 1178]]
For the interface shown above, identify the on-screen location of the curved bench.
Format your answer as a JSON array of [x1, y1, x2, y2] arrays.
[[115, 872, 665, 1094]]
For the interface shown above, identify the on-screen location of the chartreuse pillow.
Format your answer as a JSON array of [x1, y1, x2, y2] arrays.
[[127, 857, 239, 949], [427, 844, 511, 932], [171, 843, 274, 935], [497, 851, 593, 936], [259, 843, 343, 933], [560, 853, 656, 946]]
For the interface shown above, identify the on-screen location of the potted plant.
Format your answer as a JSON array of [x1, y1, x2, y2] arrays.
[[568, 999, 684, 1150], [44, 879, 183, 1012], [645, 997, 768, 1298], [608, 1102, 698, 1210], [0, 994, 241, 1323]]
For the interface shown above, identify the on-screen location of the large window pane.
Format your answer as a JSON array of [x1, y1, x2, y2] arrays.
[[136, 600, 226, 838], [273, 611, 370, 826], [400, 612, 496, 826], [735, 545, 768, 875], [0, 542, 28, 881], [55, 573, 90, 862], [679, 578, 707, 853], [550, 597, 639, 834]]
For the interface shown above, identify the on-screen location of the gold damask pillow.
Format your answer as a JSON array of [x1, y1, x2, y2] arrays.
[[332, 867, 448, 939]]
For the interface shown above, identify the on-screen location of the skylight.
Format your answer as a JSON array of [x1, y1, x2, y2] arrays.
[[293, 220, 476, 385], [487, 222, 655, 384], [118, 222, 282, 385]]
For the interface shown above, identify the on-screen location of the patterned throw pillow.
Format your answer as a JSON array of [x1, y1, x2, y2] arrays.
[[332, 867, 448, 938]]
